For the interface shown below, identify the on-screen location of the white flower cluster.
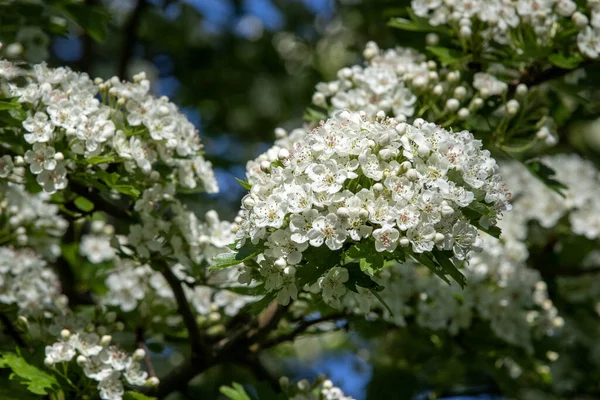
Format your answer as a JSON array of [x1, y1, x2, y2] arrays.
[[311, 43, 557, 146], [281, 377, 355, 400], [0, 247, 64, 316], [345, 235, 560, 352], [235, 111, 510, 307], [412, 0, 600, 57], [0, 181, 68, 258], [1, 62, 217, 195], [499, 154, 600, 241], [44, 329, 150, 400], [103, 210, 253, 319]]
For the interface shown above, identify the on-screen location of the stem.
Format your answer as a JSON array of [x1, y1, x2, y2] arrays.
[[160, 262, 208, 361], [136, 327, 156, 378], [260, 312, 346, 349]]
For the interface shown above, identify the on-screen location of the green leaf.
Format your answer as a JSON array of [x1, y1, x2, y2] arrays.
[[426, 46, 470, 66], [123, 392, 157, 400], [54, 3, 110, 42], [369, 288, 394, 317], [303, 107, 327, 122], [525, 159, 567, 197], [0, 100, 21, 110], [96, 170, 119, 187], [209, 243, 263, 270], [409, 251, 450, 285], [243, 291, 278, 316], [548, 53, 583, 70], [112, 185, 140, 198], [461, 205, 501, 239], [0, 353, 58, 395], [432, 248, 467, 289], [235, 177, 252, 191], [74, 196, 94, 213], [220, 383, 253, 400], [85, 155, 119, 165], [343, 263, 383, 293]]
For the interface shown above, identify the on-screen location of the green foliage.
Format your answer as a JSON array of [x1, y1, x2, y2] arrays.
[[210, 243, 264, 270], [73, 196, 94, 213], [50, 1, 111, 42], [220, 382, 254, 400], [0, 352, 58, 395], [235, 178, 252, 191], [525, 159, 568, 197], [123, 392, 157, 400], [426, 46, 470, 67]]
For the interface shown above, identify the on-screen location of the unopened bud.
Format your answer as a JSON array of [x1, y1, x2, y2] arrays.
[[283, 265, 296, 277], [146, 377, 160, 387], [274, 258, 287, 269], [506, 99, 520, 115], [459, 25, 472, 38], [454, 86, 467, 100], [260, 160, 271, 173], [516, 84, 528, 97], [133, 348, 146, 361], [76, 355, 88, 366], [60, 329, 70, 340], [458, 108, 470, 120], [434, 232, 445, 245], [425, 33, 439, 46], [432, 84, 443, 96], [572, 11, 589, 28], [312, 92, 326, 107], [399, 237, 410, 247], [445, 98, 460, 111], [100, 335, 112, 346], [336, 207, 349, 218]]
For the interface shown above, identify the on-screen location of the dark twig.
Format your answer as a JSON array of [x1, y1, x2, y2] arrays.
[[261, 312, 346, 349], [70, 180, 135, 223], [540, 265, 600, 277], [136, 327, 156, 378], [160, 262, 207, 361], [0, 314, 25, 348], [118, 0, 148, 78]]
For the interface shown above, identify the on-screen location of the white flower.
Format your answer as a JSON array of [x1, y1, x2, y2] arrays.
[[0, 155, 13, 178], [472, 72, 508, 96], [80, 235, 116, 263], [373, 225, 400, 252], [36, 162, 67, 193], [123, 360, 148, 386], [97, 372, 124, 400], [578, 26, 600, 59], [23, 112, 54, 143], [24, 143, 56, 174], [319, 267, 349, 309], [45, 341, 76, 364], [407, 223, 436, 253], [308, 213, 348, 250]]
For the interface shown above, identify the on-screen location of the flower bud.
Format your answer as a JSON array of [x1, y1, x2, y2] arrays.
[[372, 183, 384, 192], [277, 148, 290, 160], [60, 329, 71, 340], [536, 127, 549, 140], [6, 42, 23, 57], [516, 84, 528, 97], [479, 87, 490, 99], [146, 377, 160, 387], [395, 122, 407, 134], [283, 265, 296, 277], [432, 84, 443, 96], [459, 25, 472, 38], [297, 379, 310, 391], [116, 97, 126, 107], [76, 355, 88, 366], [434, 232, 445, 245], [447, 71, 460, 83], [274, 258, 287, 269], [445, 98, 460, 111], [274, 127, 287, 139], [453, 86, 467, 100], [425, 33, 439, 46], [572, 11, 589, 28], [406, 169, 420, 180], [427, 60, 437, 70], [100, 335, 112, 346], [441, 205, 454, 217], [260, 160, 271, 172], [363, 41, 379, 60], [506, 99, 520, 115], [376, 110, 386, 120], [133, 348, 146, 361], [312, 92, 326, 107], [428, 71, 439, 81], [457, 108, 470, 120], [399, 237, 410, 247]]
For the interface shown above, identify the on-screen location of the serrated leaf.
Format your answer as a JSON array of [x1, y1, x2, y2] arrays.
[[209, 243, 263, 270], [0, 100, 21, 110], [432, 248, 467, 289], [426, 46, 470, 66], [409, 251, 450, 285], [74, 196, 94, 212], [344, 263, 383, 293], [0, 353, 58, 395], [112, 184, 140, 198], [548, 53, 582, 70], [525, 159, 567, 197], [123, 392, 157, 400], [85, 155, 118, 165], [235, 177, 252, 191]]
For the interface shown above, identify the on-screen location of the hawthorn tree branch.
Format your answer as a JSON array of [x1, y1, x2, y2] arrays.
[[160, 262, 207, 362], [118, 0, 148, 78], [260, 312, 346, 350], [136, 327, 156, 378]]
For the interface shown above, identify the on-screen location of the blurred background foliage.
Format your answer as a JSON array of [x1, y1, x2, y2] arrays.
[[5, 0, 596, 399]]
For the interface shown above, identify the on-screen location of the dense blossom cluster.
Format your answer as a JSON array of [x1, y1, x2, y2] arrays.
[[411, 0, 600, 59], [101, 210, 253, 318], [0, 62, 217, 195], [44, 329, 151, 400], [279, 377, 355, 400], [345, 235, 560, 352], [311, 43, 558, 147], [0, 247, 63, 316], [235, 111, 510, 306], [499, 154, 600, 241]]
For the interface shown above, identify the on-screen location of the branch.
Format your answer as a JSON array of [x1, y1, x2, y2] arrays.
[[540, 265, 600, 277], [118, 0, 148, 78], [0, 313, 25, 348], [136, 327, 156, 378], [160, 262, 207, 361], [260, 312, 346, 349]]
